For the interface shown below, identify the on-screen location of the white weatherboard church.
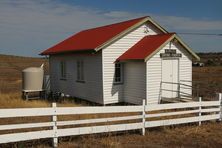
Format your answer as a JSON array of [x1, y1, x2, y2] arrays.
[[41, 16, 200, 105]]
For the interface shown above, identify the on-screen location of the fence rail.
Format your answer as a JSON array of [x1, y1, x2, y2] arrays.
[[0, 93, 221, 147]]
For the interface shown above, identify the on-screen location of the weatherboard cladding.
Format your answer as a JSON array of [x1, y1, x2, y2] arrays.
[[49, 53, 103, 104], [102, 23, 162, 104], [146, 42, 192, 104], [123, 61, 146, 104]]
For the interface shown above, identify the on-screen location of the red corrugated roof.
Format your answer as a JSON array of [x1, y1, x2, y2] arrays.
[[41, 16, 148, 55], [117, 33, 175, 61]]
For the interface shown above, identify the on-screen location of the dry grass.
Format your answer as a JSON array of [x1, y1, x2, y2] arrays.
[[56, 122, 221, 148], [0, 92, 85, 109], [0, 92, 84, 132], [4, 122, 222, 148], [193, 66, 222, 100], [0, 93, 49, 108]]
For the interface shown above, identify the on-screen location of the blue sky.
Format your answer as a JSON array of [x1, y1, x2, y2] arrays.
[[0, 0, 221, 57], [65, 0, 222, 20]]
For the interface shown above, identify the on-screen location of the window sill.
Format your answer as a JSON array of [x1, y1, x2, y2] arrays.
[[60, 78, 67, 81], [76, 80, 85, 83], [113, 82, 123, 85]]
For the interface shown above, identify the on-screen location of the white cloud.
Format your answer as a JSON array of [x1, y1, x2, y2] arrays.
[[0, 0, 121, 56], [104, 11, 142, 18], [0, 0, 221, 56]]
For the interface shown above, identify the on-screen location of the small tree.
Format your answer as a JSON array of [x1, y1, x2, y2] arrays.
[[205, 59, 215, 66]]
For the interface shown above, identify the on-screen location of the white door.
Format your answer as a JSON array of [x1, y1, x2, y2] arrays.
[[161, 59, 179, 98]]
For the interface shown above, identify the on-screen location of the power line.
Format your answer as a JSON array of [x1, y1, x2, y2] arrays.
[[177, 33, 222, 36]]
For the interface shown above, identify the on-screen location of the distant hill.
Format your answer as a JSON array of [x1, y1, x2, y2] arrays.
[[197, 52, 222, 66], [0, 54, 49, 75]]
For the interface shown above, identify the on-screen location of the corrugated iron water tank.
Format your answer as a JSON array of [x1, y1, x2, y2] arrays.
[[22, 64, 44, 91]]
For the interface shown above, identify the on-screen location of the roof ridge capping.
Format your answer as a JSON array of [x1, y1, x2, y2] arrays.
[[144, 32, 176, 37], [82, 16, 149, 32], [40, 16, 168, 55], [94, 16, 168, 51]]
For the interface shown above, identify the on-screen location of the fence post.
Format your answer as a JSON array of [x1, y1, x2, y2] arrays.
[[219, 93, 222, 121], [199, 97, 202, 126], [178, 83, 181, 100], [52, 103, 58, 147], [142, 99, 146, 136], [197, 84, 199, 99]]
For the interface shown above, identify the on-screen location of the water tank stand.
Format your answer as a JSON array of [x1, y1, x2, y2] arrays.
[[22, 90, 46, 100]]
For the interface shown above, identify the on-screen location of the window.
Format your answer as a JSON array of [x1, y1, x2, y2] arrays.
[[60, 61, 66, 79], [114, 63, 123, 83], [77, 60, 84, 82]]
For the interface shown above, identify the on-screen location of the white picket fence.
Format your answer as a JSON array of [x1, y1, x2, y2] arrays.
[[0, 93, 221, 147]]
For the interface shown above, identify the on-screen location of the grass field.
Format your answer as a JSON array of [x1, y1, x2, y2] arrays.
[[2, 122, 222, 148], [193, 66, 222, 100], [0, 54, 222, 147]]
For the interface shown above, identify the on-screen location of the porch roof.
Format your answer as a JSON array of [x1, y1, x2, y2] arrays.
[[117, 33, 174, 61]]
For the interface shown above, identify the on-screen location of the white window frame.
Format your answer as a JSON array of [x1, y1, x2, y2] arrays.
[[77, 60, 85, 82], [60, 61, 66, 79], [114, 63, 123, 84]]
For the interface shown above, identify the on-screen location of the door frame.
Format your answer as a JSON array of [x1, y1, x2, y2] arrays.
[[161, 57, 180, 98]]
